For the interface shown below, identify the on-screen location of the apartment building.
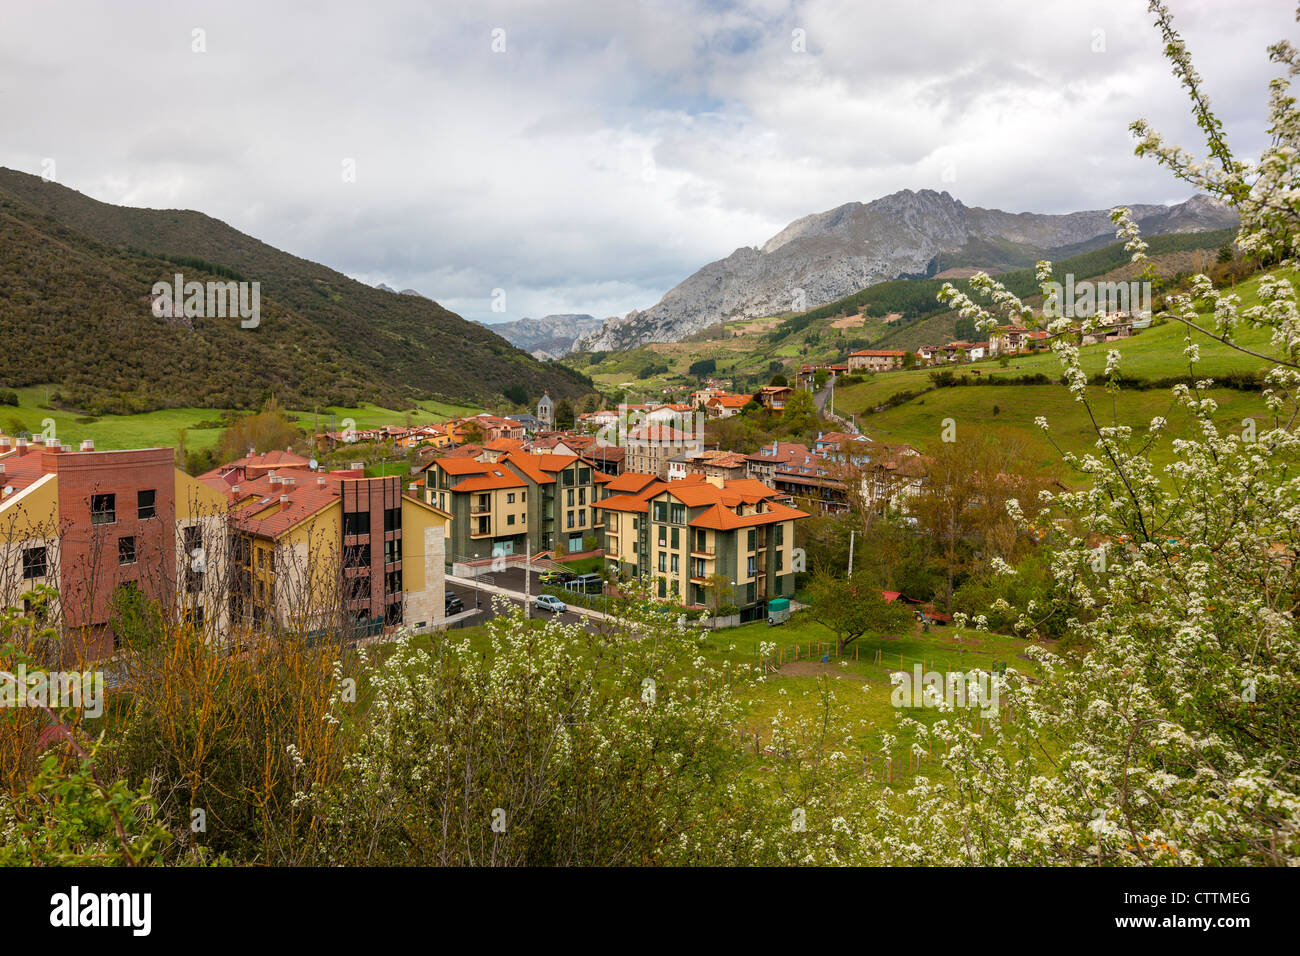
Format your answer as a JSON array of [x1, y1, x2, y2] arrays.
[[595, 474, 807, 621], [203, 469, 451, 637], [420, 451, 609, 561], [624, 425, 704, 479], [0, 437, 228, 660]]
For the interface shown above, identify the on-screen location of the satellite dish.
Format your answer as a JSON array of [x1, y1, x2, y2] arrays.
[[309, 459, 319, 471], [1, 486, 11, 496]]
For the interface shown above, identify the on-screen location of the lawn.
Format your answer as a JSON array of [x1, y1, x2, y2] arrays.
[[0, 387, 481, 455]]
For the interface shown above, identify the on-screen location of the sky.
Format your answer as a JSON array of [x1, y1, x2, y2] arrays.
[[0, 0, 1288, 324]]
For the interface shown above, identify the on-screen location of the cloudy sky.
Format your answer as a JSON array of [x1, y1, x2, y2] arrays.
[[0, 0, 1287, 324]]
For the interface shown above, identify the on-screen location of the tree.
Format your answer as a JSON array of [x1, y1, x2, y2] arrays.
[[216, 396, 302, 462], [907, 429, 1051, 610], [704, 573, 735, 628], [554, 398, 575, 429], [769, 373, 788, 387], [880, 3, 1300, 865], [807, 568, 913, 654]]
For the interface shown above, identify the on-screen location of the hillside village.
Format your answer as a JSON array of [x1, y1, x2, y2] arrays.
[[3, 0, 1297, 888]]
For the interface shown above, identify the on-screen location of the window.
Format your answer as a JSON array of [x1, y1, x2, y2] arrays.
[[747, 529, 756, 552], [579, 467, 591, 484], [22, 547, 46, 580], [507, 513, 516, 526], [776, 550, 784, 571], [658, 552, 667, 572], [567, 511, 575, 529], [183, 525, 202, 554], [384, 507, 401, 533], [695, 530, 706, 552], [578, 509, 586, 526], [670, 554, 679, 573], [521, 491, 527, 502], [669, 503, 686, 524], [653, 501, 667, 523], [775, 524, 784, 546], [567, 489, 575, 507], [747, 557, 757, 576], [670, 527, 679, 549], [507, 493, 515, 504], [91, 493, 115, 525], [137, 489, 156, 520], [118, 536, 137, 565], [343, 511, 370, 535], [579, 488, 586, 506]]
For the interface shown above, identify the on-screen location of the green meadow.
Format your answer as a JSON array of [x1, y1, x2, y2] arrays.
[[0, 388, 481, 455]]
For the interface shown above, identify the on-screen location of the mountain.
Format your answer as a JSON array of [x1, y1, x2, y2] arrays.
[[0, 168, 592, 415], [480, 314, 605, 358], [572, 189, 1238, 352]]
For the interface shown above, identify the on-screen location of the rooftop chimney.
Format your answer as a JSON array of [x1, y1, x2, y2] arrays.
[[0, 436, 9, 449], [44, 436, 59, 448], [80, 439, 94, 451], [280, 495, 290, 505], [16, 437, 28, 455], [317, 476, 326, 487]]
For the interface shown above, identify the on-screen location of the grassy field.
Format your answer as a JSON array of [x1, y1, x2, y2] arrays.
[[404, 604, 1035, 791], [830, 268, 1294, 470], [0, 387, 481, 454]]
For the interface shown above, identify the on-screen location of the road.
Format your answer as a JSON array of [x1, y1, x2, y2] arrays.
[[444, 566, 607, 633]]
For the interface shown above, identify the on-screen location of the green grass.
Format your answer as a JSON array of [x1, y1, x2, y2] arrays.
[[0, 388, 481, 455], [831, 268, 1295, 472], [853, 383, 1270, 472]]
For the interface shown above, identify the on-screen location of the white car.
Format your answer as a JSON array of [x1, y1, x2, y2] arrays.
[[535, 594, 567, 614]]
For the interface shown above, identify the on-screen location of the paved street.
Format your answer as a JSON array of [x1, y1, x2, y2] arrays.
[[444, 568, 607, 633]]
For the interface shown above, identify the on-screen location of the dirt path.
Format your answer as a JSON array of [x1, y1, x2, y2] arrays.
[[777, 660, 868, 681]]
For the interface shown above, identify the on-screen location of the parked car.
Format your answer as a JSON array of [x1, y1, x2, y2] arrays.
[[535, 594, 567, 614], [445, 593, 465, 615], [539, 569, 575, 585]]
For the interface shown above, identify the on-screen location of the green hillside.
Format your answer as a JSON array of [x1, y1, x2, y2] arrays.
[[567, 228, 1238, 400], [0, 168, 592, 415], [833, 267, 1294, 475]]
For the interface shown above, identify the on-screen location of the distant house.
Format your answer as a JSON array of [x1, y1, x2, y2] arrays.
[[506, 413, 543, 435], [847, 349, 907, 373], [705, 392, 751, 418], [754, 385, 794, 412]]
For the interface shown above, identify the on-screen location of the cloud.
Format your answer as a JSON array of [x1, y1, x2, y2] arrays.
[[0, 0, 1286, 324]]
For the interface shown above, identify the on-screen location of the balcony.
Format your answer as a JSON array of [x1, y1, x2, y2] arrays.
[[470, 520, 493, 539], [689, 549, 715, 559]]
